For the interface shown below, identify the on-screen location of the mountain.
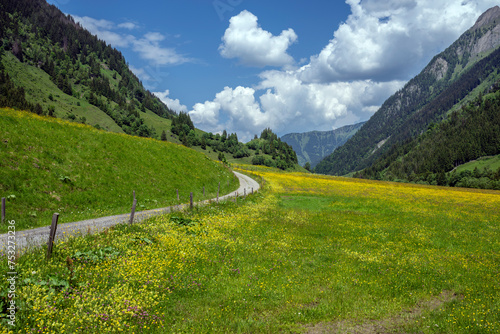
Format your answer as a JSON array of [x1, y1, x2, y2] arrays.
[[0, 0, 175, 139], [315, 6, 500, 182], [356, 88, 500, 189], [281, 122, 365, 168]]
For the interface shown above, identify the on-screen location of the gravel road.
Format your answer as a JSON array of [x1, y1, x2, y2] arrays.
[[0, 171, 259, 253]]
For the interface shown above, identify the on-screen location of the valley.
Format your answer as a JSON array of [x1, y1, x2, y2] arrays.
[[0, 1, 499, 333], [1, 166, 498, 333]]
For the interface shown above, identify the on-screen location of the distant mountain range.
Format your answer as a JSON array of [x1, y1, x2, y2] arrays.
[[281, 122, 365, 168], [314, 6, 500, 189]]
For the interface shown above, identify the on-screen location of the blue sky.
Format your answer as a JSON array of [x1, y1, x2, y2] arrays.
[[48, 0, 498, 141]]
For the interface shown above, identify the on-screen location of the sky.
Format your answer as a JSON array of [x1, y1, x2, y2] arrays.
[[47, 0, 499, 141]]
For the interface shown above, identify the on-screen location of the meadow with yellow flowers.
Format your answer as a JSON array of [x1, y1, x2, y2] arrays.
[[1, 166, 499, 333]]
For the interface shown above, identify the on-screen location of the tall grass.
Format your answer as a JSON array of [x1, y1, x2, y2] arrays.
[[0, 108, 238, 232]]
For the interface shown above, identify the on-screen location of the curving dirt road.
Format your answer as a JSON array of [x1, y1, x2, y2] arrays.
[[0, 171, 259, 253]]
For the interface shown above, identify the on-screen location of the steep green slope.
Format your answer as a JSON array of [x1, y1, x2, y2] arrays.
[[356, 86, 500, 189], [315, 6, 500, 176], [0, 0, 301, 169], [0, 108, 239, 232], [0, 0, 174, 138], [281, 122, 365, 168], [2, 52, 124, 132]]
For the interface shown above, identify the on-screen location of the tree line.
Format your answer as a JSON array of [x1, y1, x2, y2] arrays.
[[166, 116, 298, 170]]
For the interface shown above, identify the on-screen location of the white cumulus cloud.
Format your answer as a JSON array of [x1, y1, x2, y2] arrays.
[[219, 10, 298, 67], [189, 72, 405, 141], [190, 101, 222, 129], [191, 1, 499, 141], [153, 90, 188, 113], [298, 0, 499, 83]]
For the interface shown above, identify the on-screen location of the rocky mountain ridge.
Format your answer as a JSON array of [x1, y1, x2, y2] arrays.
[[315, 6, 500, 176]]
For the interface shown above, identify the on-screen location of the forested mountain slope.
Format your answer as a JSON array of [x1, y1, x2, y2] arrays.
[[315, 6, 500, 177], [356, 84, 500, 189], [0, 0, 174, 138]]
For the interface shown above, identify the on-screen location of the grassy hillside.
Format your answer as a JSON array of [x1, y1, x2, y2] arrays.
[[455, 154, 500, 173], [0, 108, 238, 232], [1, 54, 301, 170], [2, 167, 498, 333], [2, 52, 124, 133], [0, 0, 174, 139], [1, 52, 180, 140]]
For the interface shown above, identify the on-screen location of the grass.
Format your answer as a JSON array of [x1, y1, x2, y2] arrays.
[[140, 109, 175, 142], [1, 166, 499, 333], [0, 108, 239, 232], [454, 154, 500, 173]]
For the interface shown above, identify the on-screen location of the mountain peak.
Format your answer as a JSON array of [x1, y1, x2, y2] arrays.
[[471, 6, 500, 31]]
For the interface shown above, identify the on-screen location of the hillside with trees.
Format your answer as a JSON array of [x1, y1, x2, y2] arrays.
[[192, 127, 298, 170], [0, 0, 174, 138], [315, 6, 500, 189], [355, 85, 500, 189], [247, 128, 298, 170]]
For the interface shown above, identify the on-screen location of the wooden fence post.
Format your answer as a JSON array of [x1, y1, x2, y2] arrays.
[[244, 188, 246, 198], [129, 191, 137, 224], [1, 197, 5, 223], [190, 192, 193, 210], [46, 213, 59, 260], [252, 187, 254, 194]]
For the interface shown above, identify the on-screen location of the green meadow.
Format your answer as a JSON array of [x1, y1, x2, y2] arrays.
[[0, 108, 238, 232], [454, 154, 500, 173], [1, 166, 498, 333]]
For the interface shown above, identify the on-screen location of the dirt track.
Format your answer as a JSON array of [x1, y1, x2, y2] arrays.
[[0, 171, 259, 253]]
